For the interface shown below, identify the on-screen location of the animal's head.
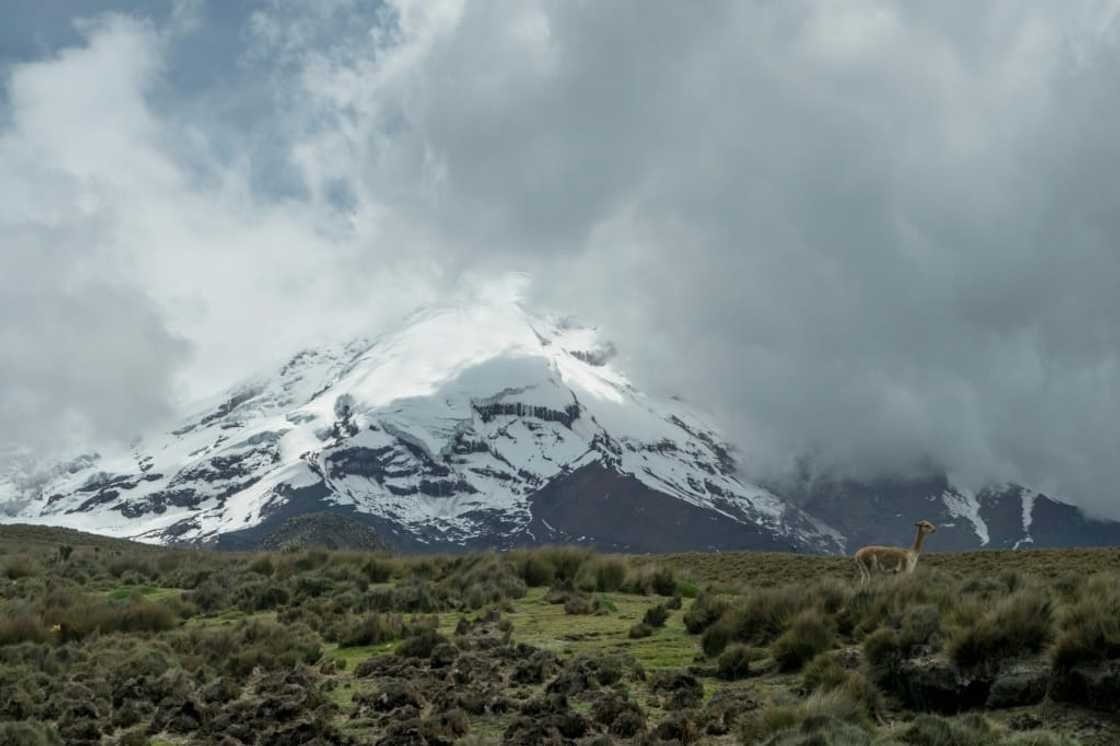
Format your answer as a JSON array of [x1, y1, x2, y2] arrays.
[[914, 520, 937, 534]]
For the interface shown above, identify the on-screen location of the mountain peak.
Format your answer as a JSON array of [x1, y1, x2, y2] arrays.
[[0, 303, 842, 554]]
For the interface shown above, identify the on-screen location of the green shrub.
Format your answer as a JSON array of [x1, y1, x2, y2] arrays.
[[899, 713, 997, 746], [339, 613, 403, 648], [725, 584, 811, 646], [248, 555, 275, 576], [900, 604, 942, 650], [516, 552, 556, 587], [629, 622, 653, 639], [717, 644, 752, 680], [624, 564, 677, 596], [737, 689, 868, 745], [771, 609, 835, 672], [950, 589, 1053, 671], [185, 578, 229, 612], [48, 597, 177, 641], [702, 616, 735, 657], [862, 627, 903, 687], [2, 556, 40, 580], [683, 592, 730, 634], [362, 557, 395, 583], [563, 594, 594, 615], [802, 653, 848, 692], [397, 626, 448, 658], [1002, 732, 1083, 746], [1051, 580, 1120, 671], [107, 555, 154, 580], [534, 547, 592, 582], [642, 602, 669, 628], [590, 557, 628, 592], [0, 721, 63, 746], [0, 610, 47, 646]]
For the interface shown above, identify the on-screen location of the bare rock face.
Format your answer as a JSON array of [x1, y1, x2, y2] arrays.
[[896, 656, 991, 714], [1051, 660, 1120, 713], [986, 661, 1050, 709]]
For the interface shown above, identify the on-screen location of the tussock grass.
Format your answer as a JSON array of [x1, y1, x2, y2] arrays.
[[949, 588, 1053, 671]]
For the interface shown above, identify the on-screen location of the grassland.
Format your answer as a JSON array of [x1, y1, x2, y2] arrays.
[[1, 524, 1118, 745]]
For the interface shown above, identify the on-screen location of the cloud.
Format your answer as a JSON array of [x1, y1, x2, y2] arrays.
[[3, 2, 1120, 520]]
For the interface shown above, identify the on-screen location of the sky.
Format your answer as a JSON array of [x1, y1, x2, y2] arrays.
[[2, 1, 1120, 519]]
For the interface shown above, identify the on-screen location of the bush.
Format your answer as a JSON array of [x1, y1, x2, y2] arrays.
[[737, 689, 868, 745], [175, 619, 321, 675], [2, 556, 40, 580], [702, 616, 735, 657], [802, 653, 847, 692], [564, 594, 597, 615], [535, 547, 592, 582], [339, 613, 404, 648], [950, 589, 1053, 671], [717, 644, 752, 680], [516, 553, 556, 587], [722, 585, 810, 647], [248, 555, 275, 576], [397, 627, 448, 658], [771, 609, 835, 672], [629, 622, 653, 639], [107, 555, 154, 580], [625, 564, 677, 596], [0, 610, 48, 646], [1051, 581, 1120, 671], [0, 721, 63, 746], [185, 579, 229, 613], [49, 597, 177, 641], [363, 557, 395, 584], [900, 604, 942, 650], [899, 713, 998, 746], [683, 592, 730, 634], [642, 603, 669, 628], [862, 627, 903, 688]]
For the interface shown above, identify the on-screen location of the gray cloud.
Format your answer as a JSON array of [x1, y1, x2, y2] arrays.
[[3, 2, 1120, 519]]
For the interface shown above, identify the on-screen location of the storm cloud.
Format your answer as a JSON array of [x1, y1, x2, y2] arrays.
[[2, 2, 1119, 518]]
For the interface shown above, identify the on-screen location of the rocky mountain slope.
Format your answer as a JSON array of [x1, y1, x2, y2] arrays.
[[0, 302, 842, 553], [792, 475, 1120, 552], [3, 300, 1118, 553]]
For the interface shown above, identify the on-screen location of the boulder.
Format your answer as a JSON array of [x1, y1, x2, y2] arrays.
[[896, 656, 989, 713], [986, 661, 1049, 709], [1051, 660, 1120, 713]]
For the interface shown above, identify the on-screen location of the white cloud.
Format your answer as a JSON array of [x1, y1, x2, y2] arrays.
[[4, 1, 1120, 520]]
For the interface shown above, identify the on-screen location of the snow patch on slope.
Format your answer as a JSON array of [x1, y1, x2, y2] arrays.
[[942, 487, 990, 546]]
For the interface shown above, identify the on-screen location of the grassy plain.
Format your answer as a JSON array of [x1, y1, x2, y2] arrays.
[[1, 525, 1119, 744]]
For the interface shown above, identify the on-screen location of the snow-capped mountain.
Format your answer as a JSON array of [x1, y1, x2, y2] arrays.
[[792, 475, 1120, 552], [0, 301, 843, 553]]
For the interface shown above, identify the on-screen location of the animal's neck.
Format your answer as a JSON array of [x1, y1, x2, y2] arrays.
[[911, 528, 926, 553]]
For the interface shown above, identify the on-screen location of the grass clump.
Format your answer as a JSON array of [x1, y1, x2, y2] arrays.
[[629, 622, 653, 639], [0, 721, 63, 746], [717, 643, 753, 680], [1051, 577, 1120, 671], [683, 592, 730, 634], [771, 608, 835, 672], [642, 602, 670, 628], [862, 627, 904, 688], [802, 652, 848, 693], [949, 589, 1053, 672], [337, 613, 404, 648], [737, 688, 870, 745]]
